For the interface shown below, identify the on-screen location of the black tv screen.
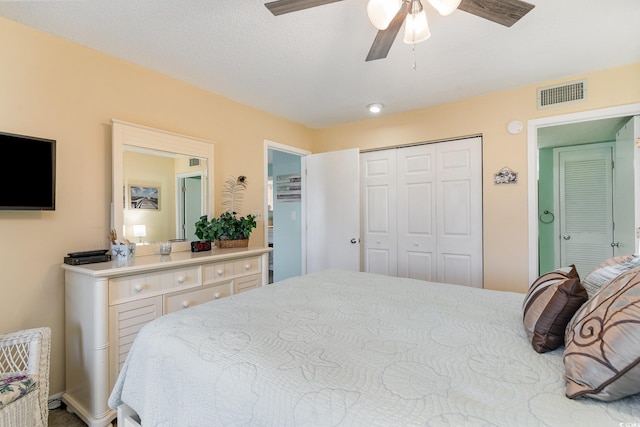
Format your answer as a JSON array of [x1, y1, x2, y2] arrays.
[[0, 131, 56, 210]]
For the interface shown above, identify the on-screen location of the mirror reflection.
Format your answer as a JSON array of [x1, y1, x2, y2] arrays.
[[123, 147, 206, 244]]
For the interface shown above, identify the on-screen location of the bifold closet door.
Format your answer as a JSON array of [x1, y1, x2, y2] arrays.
[[397, 144, 437, 281], [361, 150, 398, 276], [361, 137, 483, 287], [435, 137, 483, 288]]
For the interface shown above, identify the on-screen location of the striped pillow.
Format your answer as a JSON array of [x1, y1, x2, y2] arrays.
[[582, 254, 640, 297], [523, 265, 587, 353]]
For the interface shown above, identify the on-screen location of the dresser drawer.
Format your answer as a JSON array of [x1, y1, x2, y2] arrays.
[[109, 267, 201, 304], [164, 281, 231, 314], [203, 262, 235, 283], [234, 257, 261, 275], [234, 273, 261, 294]]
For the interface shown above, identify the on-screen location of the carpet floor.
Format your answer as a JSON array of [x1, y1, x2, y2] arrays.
[[48, 403, 116, 426]]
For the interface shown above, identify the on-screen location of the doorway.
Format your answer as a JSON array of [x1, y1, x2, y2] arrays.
[[264, 141, 361, 283], [528, 103, 640, 283], [176, 172, 204, 241], [265, 141, 309, 283], [554, 143, 615, 278]]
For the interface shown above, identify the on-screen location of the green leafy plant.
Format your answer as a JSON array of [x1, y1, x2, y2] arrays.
[[194, 212, 256, 242], [195, 215, 216, 241]]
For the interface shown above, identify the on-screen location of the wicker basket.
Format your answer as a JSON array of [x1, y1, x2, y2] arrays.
[[218, 239, 249, 248]]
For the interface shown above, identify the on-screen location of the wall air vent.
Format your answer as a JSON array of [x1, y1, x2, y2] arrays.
[[189, 158, 201, 167], [537, 79, 587, 109]]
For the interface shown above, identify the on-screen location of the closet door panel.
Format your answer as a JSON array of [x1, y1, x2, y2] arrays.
[[361, 151, 397, 276], [436, 137, 483, 288], [398, 145, 437, 280]]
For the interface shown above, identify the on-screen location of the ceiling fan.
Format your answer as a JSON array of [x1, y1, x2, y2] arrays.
[[264, 0, 535, 61]]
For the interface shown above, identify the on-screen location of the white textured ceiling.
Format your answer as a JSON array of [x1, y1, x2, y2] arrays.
[[0, 0, 639, 129]]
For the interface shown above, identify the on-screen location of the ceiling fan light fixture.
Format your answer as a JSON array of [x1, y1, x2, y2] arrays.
[[367, 103, 384, 113], [403, 9, 431, 44], [367, 0, 402, 30], [427, 0, 462, 16]]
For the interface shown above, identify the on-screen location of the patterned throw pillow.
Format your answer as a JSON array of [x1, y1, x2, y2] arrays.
[[0, 375, 36, 408], [523, 265, 587, 353], [581, 254, 640, 297], [564, 267, 640, 401]]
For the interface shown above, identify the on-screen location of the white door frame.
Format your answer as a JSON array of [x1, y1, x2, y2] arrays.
[[175, 171, 205, 240], [527, 102, 640, 283], [263, 140, 311, 276]]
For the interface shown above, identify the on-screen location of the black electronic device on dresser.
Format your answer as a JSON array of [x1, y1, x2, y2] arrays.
[[64, 249, 111, 265]]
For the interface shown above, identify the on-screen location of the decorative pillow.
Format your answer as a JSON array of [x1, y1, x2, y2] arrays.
[[0, 375, 36, 408], [523, 265, 587, 353], [581, 254, 640, 297], [564, 266, 640, 401]]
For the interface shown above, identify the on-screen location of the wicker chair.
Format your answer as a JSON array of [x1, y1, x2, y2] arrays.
[[0, 327, 51, 427]]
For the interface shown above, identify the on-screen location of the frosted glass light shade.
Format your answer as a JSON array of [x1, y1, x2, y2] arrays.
[[427, 0, 462, 16], [133, 224, 147, 237], [403, 10, 431, 44], [367, 0, 403, 30]]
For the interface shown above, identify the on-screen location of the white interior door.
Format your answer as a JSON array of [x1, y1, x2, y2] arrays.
[[397, 144, 437, 281], [305, 149, 360, 273], [615, 116, 640, 253], [555, 143, 614, 278], [176, 173, 203, 241], [361, 150, 398, 276], [436, 137, 483, 288]]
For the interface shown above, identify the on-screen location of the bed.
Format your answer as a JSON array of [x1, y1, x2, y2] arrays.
[[108, 269, 640, 426]]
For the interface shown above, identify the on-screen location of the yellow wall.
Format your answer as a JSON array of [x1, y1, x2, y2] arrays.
[[2, 14, 640, 399], [314, 63, 640, 294], [0, 17, 313, 396]]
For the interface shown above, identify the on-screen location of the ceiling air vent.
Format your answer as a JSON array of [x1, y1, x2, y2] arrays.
[[537, 79, 587, 109]]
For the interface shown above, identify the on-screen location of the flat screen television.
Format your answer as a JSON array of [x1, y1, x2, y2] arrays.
[[0, 131, 56, 210]]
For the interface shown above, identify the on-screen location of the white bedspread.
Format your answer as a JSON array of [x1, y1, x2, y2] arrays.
[[108, 270, 640, 426]]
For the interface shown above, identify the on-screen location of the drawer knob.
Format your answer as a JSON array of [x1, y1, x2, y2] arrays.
[[182, 301, 190, 308], [134, 284, 143, 292], [177, 276, 185, 283], [214, 292, 221, 299], [217, 269, 223, 276], [244, 264, 250, 270]]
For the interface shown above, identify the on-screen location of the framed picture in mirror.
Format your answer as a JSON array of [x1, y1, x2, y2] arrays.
[[129, 184, 160, 210]]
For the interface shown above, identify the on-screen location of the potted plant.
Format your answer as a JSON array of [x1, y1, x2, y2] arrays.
[[211, 211, 257, 248], [193, 175, 257, 250]]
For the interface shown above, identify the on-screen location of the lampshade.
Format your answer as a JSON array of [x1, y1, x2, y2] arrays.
[[403, 9, 431, 44], [427, 0, 462, 16], [367, 0, 402, 30], [133, 224, 147, 237]]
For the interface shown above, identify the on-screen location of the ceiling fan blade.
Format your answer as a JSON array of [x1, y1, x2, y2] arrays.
[[265, 0, 344, 16], [366, 1, 411, 62], [458, 0, 534, 27]]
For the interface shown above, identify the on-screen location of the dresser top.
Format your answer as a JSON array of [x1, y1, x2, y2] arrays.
[[62, 246, 271, 277]]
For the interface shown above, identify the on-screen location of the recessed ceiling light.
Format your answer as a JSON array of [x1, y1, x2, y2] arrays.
[[367, 103, 383, 114]]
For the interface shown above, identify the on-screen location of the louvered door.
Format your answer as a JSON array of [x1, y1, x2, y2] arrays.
[[556, 143, 614, 278]]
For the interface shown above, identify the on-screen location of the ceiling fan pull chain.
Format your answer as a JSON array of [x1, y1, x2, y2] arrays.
[[412, 44, 417, 71]]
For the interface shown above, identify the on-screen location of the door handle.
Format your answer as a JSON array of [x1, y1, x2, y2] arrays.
[[350, 238, 360, 244], [611, 242, 620, 247], [562, 234, 571, 240]]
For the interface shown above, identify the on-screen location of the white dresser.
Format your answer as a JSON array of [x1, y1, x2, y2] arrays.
[[62, 246, 271, 427]]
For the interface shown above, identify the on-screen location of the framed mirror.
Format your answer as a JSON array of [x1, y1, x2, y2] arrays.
[[112, 120, 215, 253]]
